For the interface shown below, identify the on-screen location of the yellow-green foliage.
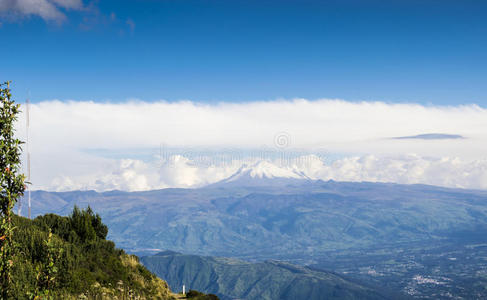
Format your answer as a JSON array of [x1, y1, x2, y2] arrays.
[[120, 254, 174, 299], [10, 207, 175, 300]]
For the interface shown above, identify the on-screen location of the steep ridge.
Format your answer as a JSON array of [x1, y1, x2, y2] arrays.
[[140, 251, 392, 300]]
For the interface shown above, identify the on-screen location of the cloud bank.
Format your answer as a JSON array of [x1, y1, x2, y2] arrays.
[[15, 98, 487, 191], [44, 154, 487, 192]]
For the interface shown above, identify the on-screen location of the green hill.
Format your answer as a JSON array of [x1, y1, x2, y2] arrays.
[[140, 251, 393, 300], [10, 207, 187, 299]]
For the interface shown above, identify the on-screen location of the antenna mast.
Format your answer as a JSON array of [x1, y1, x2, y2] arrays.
[[26, 97, 31, 219]]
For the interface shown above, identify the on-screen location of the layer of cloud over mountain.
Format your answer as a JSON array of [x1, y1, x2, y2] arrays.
[[42, 155, 487, 192], [15, 99, 487, 191]]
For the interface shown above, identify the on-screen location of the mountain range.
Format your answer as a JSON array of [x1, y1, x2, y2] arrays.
[[18, 161, 487, 298]]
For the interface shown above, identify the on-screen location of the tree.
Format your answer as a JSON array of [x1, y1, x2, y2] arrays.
[[0, 81, 26, 298], [32, 229, 62, 299]]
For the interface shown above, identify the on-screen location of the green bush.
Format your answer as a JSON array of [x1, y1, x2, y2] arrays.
[[186, 289, 220, 300]]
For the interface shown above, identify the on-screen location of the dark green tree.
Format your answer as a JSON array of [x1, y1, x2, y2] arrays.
[[0, 81, 26, 298]]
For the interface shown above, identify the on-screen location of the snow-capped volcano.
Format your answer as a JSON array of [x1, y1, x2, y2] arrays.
[[226, 161, 309, 181], [209, 161, 311, 188]]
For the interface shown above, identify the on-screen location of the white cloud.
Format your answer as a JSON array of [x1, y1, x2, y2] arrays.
[[0, 0, 85, 22], [42, 154, 487, 192], [20, 99, 487, 156], [15, 99, 487, 191], [304, 154, 487, 189]]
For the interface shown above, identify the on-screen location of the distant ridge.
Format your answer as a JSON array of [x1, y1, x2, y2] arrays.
[[156, 250, 181, 256], [141, 252, 390, 300]]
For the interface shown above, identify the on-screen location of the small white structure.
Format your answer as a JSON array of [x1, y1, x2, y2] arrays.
[[182, 284, 186, 295]]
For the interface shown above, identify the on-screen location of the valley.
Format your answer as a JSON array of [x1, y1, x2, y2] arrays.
[[20, 163, 487, 299]]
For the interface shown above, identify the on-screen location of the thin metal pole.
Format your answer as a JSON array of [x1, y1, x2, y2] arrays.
[[26, 97, 31, 219]]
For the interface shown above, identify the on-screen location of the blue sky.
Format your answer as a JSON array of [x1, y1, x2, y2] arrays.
[[2, 1, 487, 192], [1, 0, 486, 105]]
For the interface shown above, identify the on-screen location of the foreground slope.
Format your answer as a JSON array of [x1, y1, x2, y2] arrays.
[[11, 208, 174, 299], [140, 251, 391, 300]]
